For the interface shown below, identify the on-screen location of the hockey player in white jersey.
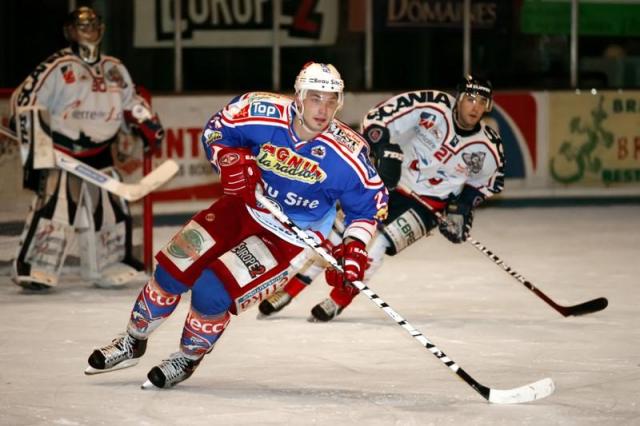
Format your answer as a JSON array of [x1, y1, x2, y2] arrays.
[[259, 75, 505, 321], [10, 6, 164, 291]]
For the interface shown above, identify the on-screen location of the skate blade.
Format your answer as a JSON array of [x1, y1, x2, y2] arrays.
[[256, 312, 279, 320], [84, 358, 140, 375], [141, 379, 158, 390]]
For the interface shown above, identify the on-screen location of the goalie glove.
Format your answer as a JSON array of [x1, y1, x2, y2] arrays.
[[124, 105, 165, 153], [438, 186, 484, 244], [324, 239, 368, 296], [217, 147, 262, 208]]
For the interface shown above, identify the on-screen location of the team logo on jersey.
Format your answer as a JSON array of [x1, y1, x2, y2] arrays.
[[203, 129, 223, 145], [231, 241, 267, 278], [106, 66, 126, 88], [249, 101, 283, 119], [310, 145, 326, 159], [462, 152, 486, 175], [419, 112, 437, 130], [257, 143, 326, 183], [367, 90, 451, 122], [60, 65, 75, 84]]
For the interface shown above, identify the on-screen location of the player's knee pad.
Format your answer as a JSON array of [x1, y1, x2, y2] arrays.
[[181, 308, 231, 358]]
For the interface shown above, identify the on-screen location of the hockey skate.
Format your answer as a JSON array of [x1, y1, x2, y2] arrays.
[[85, 333, 147, 375], [142, 352, 202, 389], [257, 289, 292, 318], [308, 298, 344, 322]]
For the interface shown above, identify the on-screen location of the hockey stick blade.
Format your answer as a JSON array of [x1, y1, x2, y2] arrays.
[[486, 377, 555, 404], [557, 296, 608, 317]]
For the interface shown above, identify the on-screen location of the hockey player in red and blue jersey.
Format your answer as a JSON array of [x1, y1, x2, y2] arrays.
[[85, 62, 388, 388]]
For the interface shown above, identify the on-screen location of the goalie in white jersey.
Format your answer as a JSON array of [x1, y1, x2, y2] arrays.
[[9, 7, 164, 291], [259, 76, 505, 321]]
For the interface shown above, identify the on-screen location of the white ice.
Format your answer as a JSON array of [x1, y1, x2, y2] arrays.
[[0, 205, 638, 425]]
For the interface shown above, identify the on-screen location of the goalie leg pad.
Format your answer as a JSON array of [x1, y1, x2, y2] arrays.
[[13, 170, 75, 289]]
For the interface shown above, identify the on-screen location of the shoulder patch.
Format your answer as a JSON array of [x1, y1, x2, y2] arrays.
[[326, 122, 366, 154], [249, 101, 283, 119]]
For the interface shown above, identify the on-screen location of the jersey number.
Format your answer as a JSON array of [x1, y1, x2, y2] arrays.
[[92, 77, 107, 92], [433, 146, 452, 163]]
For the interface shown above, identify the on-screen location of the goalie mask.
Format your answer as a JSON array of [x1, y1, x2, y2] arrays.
[[456, 75, 493, 112], [63, 6, 104, 64], [293, 62, 345, 127]]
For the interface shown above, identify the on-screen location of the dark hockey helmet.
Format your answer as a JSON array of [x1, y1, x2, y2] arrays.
[[456, 75, 493, 111], [63, 6, 104, 64]]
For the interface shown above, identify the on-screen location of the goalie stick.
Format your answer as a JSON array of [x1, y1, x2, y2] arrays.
[[255, 192, 555, 404], [0, 125, 178, 202], [400, 186, 608, 317]]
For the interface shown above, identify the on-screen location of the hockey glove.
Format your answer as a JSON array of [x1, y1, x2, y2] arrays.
[[137, 115, 165, 153], [364, 125, 403, 190], [438, 186, 484, 244], [374, 143, 404, 190], [217, 147, 262, 208], [325, 239, 368, 296], [124, 106, 165, 153]]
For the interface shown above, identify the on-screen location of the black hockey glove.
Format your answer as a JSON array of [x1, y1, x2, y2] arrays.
[[364, 125, 404, 190], [438, 186, 484, 244]]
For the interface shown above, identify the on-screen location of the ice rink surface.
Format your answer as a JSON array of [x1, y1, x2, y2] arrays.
[[0, 205, 638, 425]]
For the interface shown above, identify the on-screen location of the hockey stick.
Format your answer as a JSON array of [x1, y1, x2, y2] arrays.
[[0, 125, 178, 202], [400, 186, 608, 317], [255, 192, 555, 404]]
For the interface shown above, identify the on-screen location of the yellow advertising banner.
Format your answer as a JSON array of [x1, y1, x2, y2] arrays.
[[549, 91, 640, 187]]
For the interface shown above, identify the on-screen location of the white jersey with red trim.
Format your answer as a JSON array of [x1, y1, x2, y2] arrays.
[[363, 89, 504, 200], [201, 92, 388, 246], [10, 47, 149, 153]]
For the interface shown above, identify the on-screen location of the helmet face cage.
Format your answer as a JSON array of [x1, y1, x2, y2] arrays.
[[294, 62, 345, 111], [63, 7, 104, 63], [457, 75, 493, 111]]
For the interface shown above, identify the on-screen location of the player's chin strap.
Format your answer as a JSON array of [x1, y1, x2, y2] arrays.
[[398, 184, 608, 317], [254, 191, 554, 404], [0, 125, 178, 202]]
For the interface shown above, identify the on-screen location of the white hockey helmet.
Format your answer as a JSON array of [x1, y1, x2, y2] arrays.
[[63, 6, 105, 64], [294, 62, 344, 109]]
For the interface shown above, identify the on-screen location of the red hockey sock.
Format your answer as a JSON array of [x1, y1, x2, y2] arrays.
[[329, 286, 357, 308], [283, 276, 307, 297]]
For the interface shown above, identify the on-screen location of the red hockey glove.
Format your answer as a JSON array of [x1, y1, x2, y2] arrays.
[[217, 147, 262, 207], [325, 239, 368, 295]]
